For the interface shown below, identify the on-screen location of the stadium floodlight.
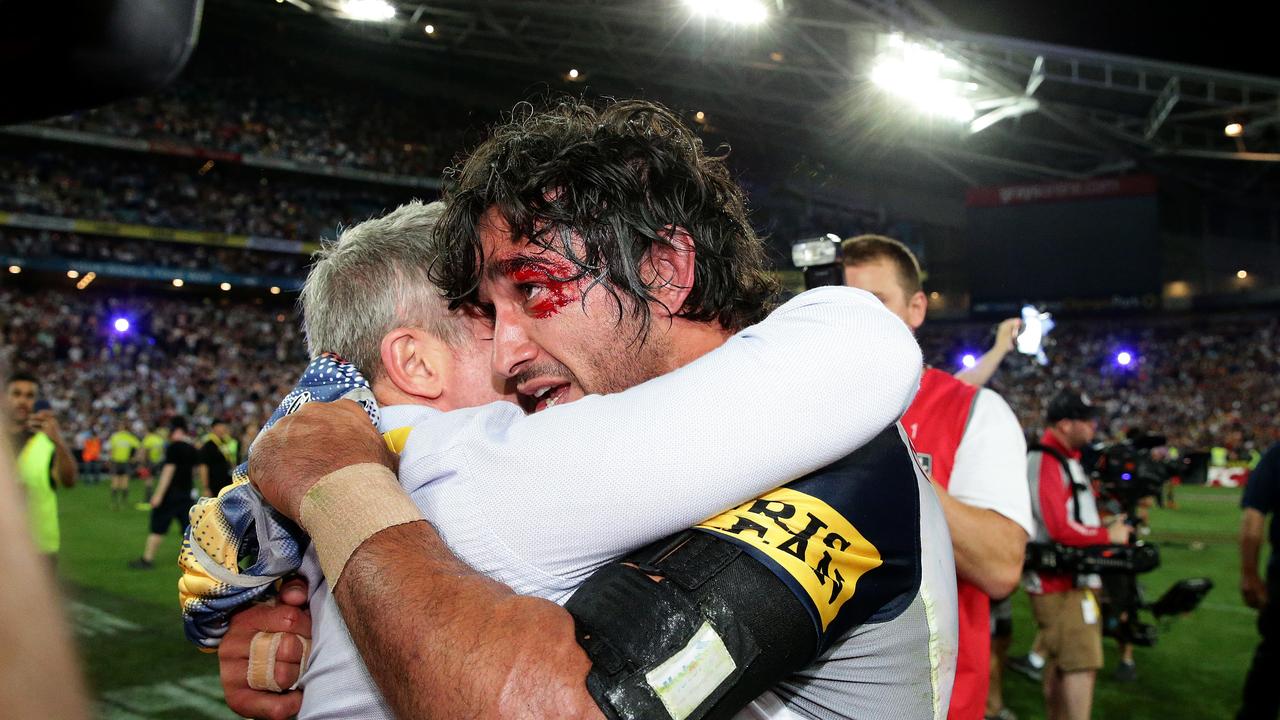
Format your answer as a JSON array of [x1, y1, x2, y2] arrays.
[[112, 318, 131, 333], [270, 286, 282, 295], [568, 68, 580, 79], [172, 278, 185, 287], [1225, 122, 1244, 138], [7, 264, 20, 274], [870, 37, 976, 123], [1116, 351, 1134, 367], [339, 0, 396, 22], [685, 0, 768, 25], [960, 353, 977, 369], [1236, 269, 1248, 279], [220, 282, 232, 291]]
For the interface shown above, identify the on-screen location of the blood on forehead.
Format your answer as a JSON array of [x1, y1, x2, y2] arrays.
[[477, 209, 596, 319], [496, 254, 585, 320]]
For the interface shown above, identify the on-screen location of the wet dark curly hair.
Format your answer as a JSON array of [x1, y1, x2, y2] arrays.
[[431, 98, 778, 336]]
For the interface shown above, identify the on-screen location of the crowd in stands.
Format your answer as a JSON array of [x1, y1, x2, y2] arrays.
[[920, 315, 1280, 456], [0, 287, 304, 453], [0, 44, 1272, 458], [2, 284, 1275, 464], [0, 147, 417, 242], [36, 58, 477, 178], [0, 229, 307, 280]]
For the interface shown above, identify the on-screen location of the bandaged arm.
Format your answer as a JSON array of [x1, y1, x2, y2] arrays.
[[313, 287, 922, 719]]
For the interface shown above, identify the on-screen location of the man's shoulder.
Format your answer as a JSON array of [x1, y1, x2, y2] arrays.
[[1260, 443, 1280, 475], [915, 368, 982, 414], [1244, 444, 1280, 509], [395, 401, 525, 461], [921, 366, 974, 393], [962, 389, 1023, 441]]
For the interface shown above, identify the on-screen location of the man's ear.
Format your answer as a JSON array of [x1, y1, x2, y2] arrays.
[[379, 328, 449, 402], [905, 290, 928, 330], [640, 225, 696, 319]]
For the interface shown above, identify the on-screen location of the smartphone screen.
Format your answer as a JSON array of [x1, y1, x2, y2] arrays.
[[1016, 305, 1054, 364]]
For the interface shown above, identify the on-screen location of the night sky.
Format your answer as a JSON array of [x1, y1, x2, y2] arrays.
[[930, 1, 1273, 76]]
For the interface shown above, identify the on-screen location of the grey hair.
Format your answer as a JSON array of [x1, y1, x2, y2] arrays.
[[299, 200, 464, 382]]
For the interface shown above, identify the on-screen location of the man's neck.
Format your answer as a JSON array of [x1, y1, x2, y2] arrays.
[[10, 424, 32, 447], [371, 382, 444, 412], [662, 318, 735, 371], [1047, 427, 1077, 453]]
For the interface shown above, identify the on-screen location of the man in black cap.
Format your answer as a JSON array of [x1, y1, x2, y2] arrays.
[[1024, 390, 1131, 720]]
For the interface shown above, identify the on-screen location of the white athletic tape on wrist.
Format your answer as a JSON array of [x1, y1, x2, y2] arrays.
[[247, 631, 312, 692], [298, 463, 423, 588]]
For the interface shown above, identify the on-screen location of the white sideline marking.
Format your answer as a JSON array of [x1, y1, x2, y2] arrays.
[[1202, 601, 1255, 616], [69, 600, 142, 638], [98, 675, 236, 719]]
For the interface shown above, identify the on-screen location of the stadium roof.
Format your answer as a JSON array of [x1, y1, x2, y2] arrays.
[[221, 0, 1280, 196]]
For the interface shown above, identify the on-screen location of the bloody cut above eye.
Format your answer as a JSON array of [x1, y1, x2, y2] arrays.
[[501, 256, 582, 319]]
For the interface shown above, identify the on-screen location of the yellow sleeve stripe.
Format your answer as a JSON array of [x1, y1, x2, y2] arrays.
[[382, 427, 412, 455], [697, 487, 883, 631]]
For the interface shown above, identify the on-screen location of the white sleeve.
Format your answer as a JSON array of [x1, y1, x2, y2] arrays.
[[947, 389, 1035, 538], [402, 285, 923, 581]]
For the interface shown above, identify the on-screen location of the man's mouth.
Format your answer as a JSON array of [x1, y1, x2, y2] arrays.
[[523, 383, 571, 413]]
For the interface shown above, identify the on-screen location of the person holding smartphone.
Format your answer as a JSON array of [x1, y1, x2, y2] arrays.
[[842, 235, 1033, 720], [5, 371, 78, 566]]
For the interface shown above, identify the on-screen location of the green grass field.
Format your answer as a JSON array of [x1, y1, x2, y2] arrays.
[[53, 480, 1260, 719]]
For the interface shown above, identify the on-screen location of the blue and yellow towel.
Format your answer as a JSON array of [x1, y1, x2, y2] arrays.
[[178, 353, 380, 649]]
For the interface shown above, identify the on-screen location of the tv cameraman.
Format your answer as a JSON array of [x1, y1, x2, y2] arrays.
[[1026, 390, 1132, 720], [1238, 440, 1279, 720]]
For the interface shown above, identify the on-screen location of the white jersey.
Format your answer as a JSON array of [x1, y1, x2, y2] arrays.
[[297, 286, 957, 719]]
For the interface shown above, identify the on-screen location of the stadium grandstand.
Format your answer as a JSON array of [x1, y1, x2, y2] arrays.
[[1, 2, 1276, 719]]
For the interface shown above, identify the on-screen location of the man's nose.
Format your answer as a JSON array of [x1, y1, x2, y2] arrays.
[[491, 308, 538, 379]]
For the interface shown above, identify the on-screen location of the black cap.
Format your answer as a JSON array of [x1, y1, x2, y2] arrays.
[[1047, 390, 1097, 423]]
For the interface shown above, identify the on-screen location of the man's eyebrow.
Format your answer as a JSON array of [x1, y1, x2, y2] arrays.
[[487, 256, 548, 279]]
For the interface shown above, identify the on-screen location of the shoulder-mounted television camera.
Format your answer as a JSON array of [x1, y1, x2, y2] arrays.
[[1026, 430, 1211, 647]]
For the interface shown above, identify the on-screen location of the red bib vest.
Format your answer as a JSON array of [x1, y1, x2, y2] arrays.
[[902, 368, 986, 720]]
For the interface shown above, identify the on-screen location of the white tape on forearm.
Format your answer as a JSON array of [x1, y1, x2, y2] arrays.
[[298, 463, 422, 588]]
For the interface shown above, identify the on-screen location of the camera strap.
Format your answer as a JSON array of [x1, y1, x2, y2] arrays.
[[1030, 442, 1085, 525]]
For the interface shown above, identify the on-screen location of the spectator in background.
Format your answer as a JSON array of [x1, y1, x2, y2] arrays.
[[1238, 441, 1279, 720], [6, 372, 78, 566], [199, 419, 235, 497], [1025, 390, 1133, 720], [955, 317, 1023, 388], [129, 416, 204, 570], [843, 235, 1032, 720], [941, 312, 1026, 718], [81, 430, 102, 485], [106, 419, 140, 510], [140, 424, 167, 505]]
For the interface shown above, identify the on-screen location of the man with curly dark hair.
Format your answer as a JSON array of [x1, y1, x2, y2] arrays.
[[424, 100, 781, 416], [434, 99, 777, 336]]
